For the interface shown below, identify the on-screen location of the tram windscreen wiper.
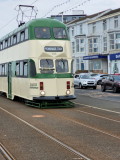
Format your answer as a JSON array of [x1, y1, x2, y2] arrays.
[[46, 59, 49, 65], [61, 59, 65, 67]]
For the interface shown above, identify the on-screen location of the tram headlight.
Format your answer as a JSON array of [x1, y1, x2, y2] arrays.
[[40, 91, 45, 96], [66, 90, 71, 95]]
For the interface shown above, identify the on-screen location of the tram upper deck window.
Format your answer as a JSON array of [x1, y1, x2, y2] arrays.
[[13, 35, 17, 45], [40, 59, 54, 73], [0, 42, 3, 50], [20, 31, 25, 41], [35, 27, 51, 39], [56, 59, 68, 73], [53, 28, 67, 39]]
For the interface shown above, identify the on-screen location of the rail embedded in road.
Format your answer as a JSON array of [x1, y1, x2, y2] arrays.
[[0, 143, 15, 160]]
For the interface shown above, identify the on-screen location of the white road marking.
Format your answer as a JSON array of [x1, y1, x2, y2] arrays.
[[73, 102, 120, 114], [76, 109, 120, 123]]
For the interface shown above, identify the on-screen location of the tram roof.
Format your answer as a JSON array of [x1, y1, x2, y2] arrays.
[[0, 18, 66, 40]]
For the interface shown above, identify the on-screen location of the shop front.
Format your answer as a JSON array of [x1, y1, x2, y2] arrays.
[[83, 55, 108, 73], [109, 53, 120, 74]]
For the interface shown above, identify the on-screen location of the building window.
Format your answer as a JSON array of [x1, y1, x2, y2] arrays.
[[109, 33, 114, 50], [71, 27, 74, 36], [114, 16, 118, 28], [116, 33, 120, 49], [89, 60, 101, 71], [88, 39, 92, 52], [76, 59, 79, 70], [109, 32, 120, 50], [88, 38, 98, 53], [72, 42, 75, 53], [80, 47, 84, 52], [103, 20, 107, 31], [93, 38, 98, 52], [76, 39, 79, 52], [80, 24, 82, 34], [93, 61, 101, 70], [80, 39, 84, 43], [93, 23, 96, 33], [103, 37, 107, 52]]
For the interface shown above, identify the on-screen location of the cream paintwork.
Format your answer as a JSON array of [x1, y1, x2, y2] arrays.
[[0, 40, 74, 100]]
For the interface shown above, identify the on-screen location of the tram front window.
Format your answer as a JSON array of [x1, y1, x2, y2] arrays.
[[56, 59, 68, 73], [35, 27, 51, 39], [53, 28, 68, 39], [40, 59, 54, 73]]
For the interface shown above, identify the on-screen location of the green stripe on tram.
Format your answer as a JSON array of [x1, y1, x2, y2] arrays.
[[31, 73, 73, 79]]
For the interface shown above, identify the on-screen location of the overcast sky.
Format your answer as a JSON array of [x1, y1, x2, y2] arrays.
[[0, 0, 119, 37]]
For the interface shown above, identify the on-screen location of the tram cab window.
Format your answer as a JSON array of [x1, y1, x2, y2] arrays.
[[40, 59, 54, 73], [56, 59, 68, 73], [35, 27, 51, 39], [53, 28, 67, 39]]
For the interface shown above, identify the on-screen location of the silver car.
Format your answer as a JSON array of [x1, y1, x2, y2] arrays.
[[74, 73, 97, 89]]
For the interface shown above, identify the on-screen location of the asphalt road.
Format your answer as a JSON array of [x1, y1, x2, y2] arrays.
[[0, 87, 120, 160]]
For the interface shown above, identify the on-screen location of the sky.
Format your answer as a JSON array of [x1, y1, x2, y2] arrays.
[[0, 0, 119, 37]]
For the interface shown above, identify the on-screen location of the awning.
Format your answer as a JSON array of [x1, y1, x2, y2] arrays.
[[83, 55, 107, 60], [110, 53, 120, 60]]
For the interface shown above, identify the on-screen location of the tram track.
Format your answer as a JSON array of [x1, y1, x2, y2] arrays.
[[0, 96, 120, 160], [42, 108, 120, 140], [0, 143, 15, 160], [0, 106, 91, 160]]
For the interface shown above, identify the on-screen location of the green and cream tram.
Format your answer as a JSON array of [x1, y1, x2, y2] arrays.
[[0, 18, 76, 107]]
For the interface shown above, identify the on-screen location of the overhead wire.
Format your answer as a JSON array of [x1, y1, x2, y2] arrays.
[[62, 0, 91, 14], [42, 0, 71, 18], [0, 0, 40, 32], [42, 0, 91, 18]]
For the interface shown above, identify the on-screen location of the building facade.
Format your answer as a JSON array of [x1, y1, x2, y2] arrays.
[[67, 8, 120, 74]]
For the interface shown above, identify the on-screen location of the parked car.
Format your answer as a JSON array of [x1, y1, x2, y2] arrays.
[[101, 75, 120, 93], [90, 73, 108, 85], [74, 73, 97, 89]]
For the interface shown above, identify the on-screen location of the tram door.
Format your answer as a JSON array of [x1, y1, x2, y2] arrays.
[[8, 63, 12, 99]]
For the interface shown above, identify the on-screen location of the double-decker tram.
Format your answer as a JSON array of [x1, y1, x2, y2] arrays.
[[0, 18, 76, 108]]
